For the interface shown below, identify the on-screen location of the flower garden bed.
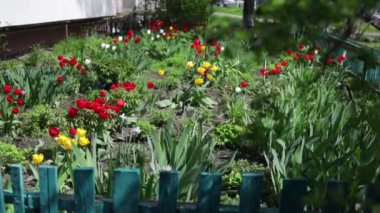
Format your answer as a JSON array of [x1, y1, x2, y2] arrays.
[[0, 20, 379, 210]]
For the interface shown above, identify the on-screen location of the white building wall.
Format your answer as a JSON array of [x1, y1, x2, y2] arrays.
[[0, 0, 118, 27]]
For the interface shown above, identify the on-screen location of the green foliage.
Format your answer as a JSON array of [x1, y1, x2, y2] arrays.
[[162, 0, 214, 24], [136, 119, 156, 135], [245, 64, 380, 209], [91, 57, 135, 83], [213, 123, 243, 148], [18, 104, 68, 137], [0, 141, 29, 167], [147, 120, 231, 201], [1, 63, 75, 107], [151, 109, 174, 127], [24, 44, 51, 67]]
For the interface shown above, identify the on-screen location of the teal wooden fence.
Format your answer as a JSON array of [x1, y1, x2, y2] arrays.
[[0, 165, 379, 212]]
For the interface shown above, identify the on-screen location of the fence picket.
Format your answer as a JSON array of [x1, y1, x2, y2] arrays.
[[74, 168, 95, 213], [10, 165, 26, 213], [197, 173, 222, 213], [112, 169, 140, 213], [239, 173, 264, 213], [158, 171, 179, 213], [39, 166, 58, 213], [0, 170, 5, 213], [325, 180, 348, 213], [279, 179, 308, 213]]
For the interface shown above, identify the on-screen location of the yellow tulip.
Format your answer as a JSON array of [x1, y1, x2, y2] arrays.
[[79, 137, 90, 147], [32, 153, 44, 164], [158, 69, 165, 76], [197, 67, 206, 75], [201, 45, 206, 51], [56, 135, 71, 146], [185, 61, 194, 70], [169, 26, 173, 31], [207, 74, 214, 81], [72, 138, 78, 145], [211, 65, 218, 72], [63, 141, 72, 150], [194, 78, 204, 85], [76, 128, 87, 137], [202, 61, 211, 69]]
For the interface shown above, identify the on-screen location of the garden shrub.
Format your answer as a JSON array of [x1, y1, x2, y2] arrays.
[[136, 119, 156, 135], [0, 141, 29, 167], [213, 123, 244, 148], [91, 57, 135, 84], [162, 0, 213, 24], [18, 104, 68, 137], [151, 109, 174, 127]]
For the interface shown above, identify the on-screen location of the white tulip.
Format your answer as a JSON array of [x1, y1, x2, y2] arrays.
[[105, 44, 110, 49], [147, 29, 151, 34], [221, 46, 225, 51], [156, 34, 160, 38], [235, 87, 242, 93], [151, 37, 155, 41], [314, 50, 318, 55], [101, 43, 106, 48], [131, 127, 142, 135], [118, 36, 123, 41], [160, 29, 164, 33], [84, 59, 91, 65], [112, 46, 117, 51]]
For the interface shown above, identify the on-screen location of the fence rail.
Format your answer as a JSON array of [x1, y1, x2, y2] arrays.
[[0, 165, 379, 212]]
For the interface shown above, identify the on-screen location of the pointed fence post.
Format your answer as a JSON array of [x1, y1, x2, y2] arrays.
[[0, 169, 5, 213], [112, 169, 140, 213], [279, 179, 308, 213], [74, 168, 95, 213], [158, 171, 179, 213], [10, 165, 26, 213], [239, 173, 264, 213], [39, 166, 58, 213], [325, 180, 348, 213], [197, 173, 222, 213]]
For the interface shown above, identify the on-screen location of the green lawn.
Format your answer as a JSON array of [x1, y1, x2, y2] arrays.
[[214, 6, 243, 16]]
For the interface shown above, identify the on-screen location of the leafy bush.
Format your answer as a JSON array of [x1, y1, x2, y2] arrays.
[[0, 141, 29, 167], [151, 109, 174, 127], [162, 0, 213, 24], [18, 104, 68, 137], [213, 123, 243, 148], [91, 57, 135, 84]]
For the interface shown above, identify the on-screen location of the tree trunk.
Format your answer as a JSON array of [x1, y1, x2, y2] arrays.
[[243, 0, 255, 28]]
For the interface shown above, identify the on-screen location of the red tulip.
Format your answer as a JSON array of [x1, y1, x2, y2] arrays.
[[69, 128, 77, 136], [57, 55, 64, 60], [12, 107, 19, 115], [240, 81, 248, 88], [327, 58, 334, 64], [99, 90, 107, 97], [134, 37, 141, 44], [281, 60, 288, 67], [337, 55, 346, 63], [6, 96, 13, 102], [3, 84, 12, 94], [116, 99, 125, 108], [147, 81, 155, 89], [68, 107, 78, 118], [59, 61, 65, 68], [77, 99, 86, 109], [57, 76, 64, 84], [76, 64, 82, 70], [70, 58, 77, 66], [14, 88, 22, 96], [49, 127, 60, 137], [17, 99, 25, 106]]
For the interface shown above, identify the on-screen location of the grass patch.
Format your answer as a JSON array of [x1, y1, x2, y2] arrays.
[[214, 6, 243, 16]]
